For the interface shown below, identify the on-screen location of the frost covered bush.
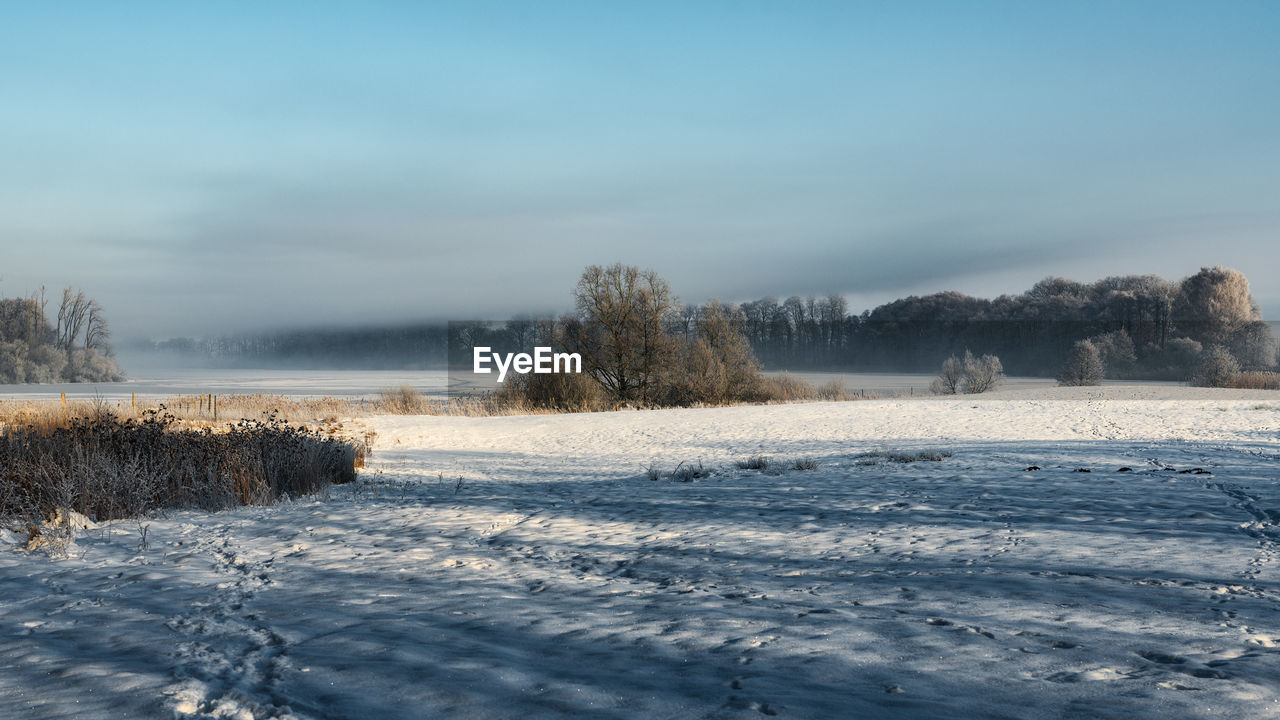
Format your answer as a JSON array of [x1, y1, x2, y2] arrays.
[[931, 351, 1003, 394], [62, 347, 124, 383], [962, 351, 1004, 393], [0, 409, 361, 525], [1058, 340, 1104, 386], [1190, 346, 1240, 388], [930, 355, 963, 395]]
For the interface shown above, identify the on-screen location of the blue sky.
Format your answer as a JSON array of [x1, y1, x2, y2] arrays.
[[2, 1, 1278, 337]]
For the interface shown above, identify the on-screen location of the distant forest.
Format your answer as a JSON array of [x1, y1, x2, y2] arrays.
[[138, 267, 1278, 379]]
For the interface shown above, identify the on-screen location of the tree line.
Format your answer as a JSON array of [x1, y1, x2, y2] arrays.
[[729, 267, 1276, 378], [141, 266, 1278, 381]]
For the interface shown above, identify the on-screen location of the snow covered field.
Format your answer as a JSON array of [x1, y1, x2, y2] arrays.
[[3, 387, 1280, 719]]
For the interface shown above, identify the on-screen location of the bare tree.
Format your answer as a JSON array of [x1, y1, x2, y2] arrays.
[[674, 304, 700, 341], [56, 287, 92, 351], [961, 350, 1004, 393], [85, 301, 110, 351], [930, 355, 963, 395], [561, 264, 679, 405]]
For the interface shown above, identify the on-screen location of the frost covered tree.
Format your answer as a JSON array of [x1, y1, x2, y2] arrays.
[[1173, 267, 1260, 347], [0, 287, 121, 383], [1058, 340, 1104, 386], [960, 351, 1004, 394], [1088, 330, 1135, 372], [930, 355, 963, 394], [1230, 320, 1278, 369]]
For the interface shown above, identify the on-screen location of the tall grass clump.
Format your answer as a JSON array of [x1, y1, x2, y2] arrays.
[[0, 408, 361, 525], [745, 373, 846, 403], [378, 385, 428, 413], [1230, 371, 1280, 390], [857, 449, 953, 464]]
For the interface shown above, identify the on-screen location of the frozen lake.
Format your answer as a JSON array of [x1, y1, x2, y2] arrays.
[[0, 369, 454, 401], [0, 368, 1179, 402]]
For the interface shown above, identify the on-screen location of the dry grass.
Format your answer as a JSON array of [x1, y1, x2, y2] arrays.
[[791, 457, 820, 471], [378, 385, 427, 413], [752, 374, 848, 403], [0, 394, 363, 432], [0, 392, 548, 434], [639, 460, 712, 482], [0, 372, 880, 433], [1229, 371, 1280, 390], [735, 455, 772, 471]]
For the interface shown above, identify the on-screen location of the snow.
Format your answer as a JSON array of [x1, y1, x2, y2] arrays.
[[3, 386, 1279, 718]]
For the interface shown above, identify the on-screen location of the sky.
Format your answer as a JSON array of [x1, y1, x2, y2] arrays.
[[2, 1, 1278, 340]]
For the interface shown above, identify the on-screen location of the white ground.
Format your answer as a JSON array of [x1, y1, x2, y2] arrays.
[[3, 386, 1280, 719]]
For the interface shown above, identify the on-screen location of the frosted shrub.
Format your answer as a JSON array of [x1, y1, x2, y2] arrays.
[[0, 409, 361, 525], [930, 355, 963, 395], [960, 351, 1004, 394], [1058, 340, 1104, 386], [1190, 346, 1240, 388]]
